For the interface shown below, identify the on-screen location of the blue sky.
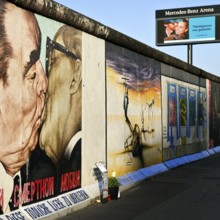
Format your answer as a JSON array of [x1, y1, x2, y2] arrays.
[[54, 0, 220, 77]]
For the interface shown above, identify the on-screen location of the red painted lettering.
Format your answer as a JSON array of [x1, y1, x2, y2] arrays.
[[60, 170, 81, 193], [0, 189, 3, 212]]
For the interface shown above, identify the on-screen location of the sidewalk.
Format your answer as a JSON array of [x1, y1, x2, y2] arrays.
[[62, 152, 220, 220]]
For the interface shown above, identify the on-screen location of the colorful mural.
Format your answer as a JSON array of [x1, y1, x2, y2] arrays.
[[1, 0, 220, 217], [162, 76, 207, 160], [0, 1, 82, 214], [106, 42, 162, 176], [210, 81, 220, 147]]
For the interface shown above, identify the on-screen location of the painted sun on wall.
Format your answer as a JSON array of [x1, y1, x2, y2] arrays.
[[106, 42, 162, 176]]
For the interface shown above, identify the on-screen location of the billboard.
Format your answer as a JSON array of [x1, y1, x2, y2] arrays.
[[156, 4, 220, 46]]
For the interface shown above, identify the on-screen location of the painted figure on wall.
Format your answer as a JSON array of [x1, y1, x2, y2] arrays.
[[167, 83, 177, 149], [187, 88, 196, 142], [41, 26, 82, 163], [27, 25, 82, 201], [210, 82, 220, 146], [106, 43, 162, 175], [0, 1, 48, 213], [39, 25, 82, 192], [178, 86, 187, 145], [123, 79, 155, 166], [0, 0, 82, 213]]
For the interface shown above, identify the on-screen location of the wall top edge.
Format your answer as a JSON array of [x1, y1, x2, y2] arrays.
[[7, 0, 220, 83]]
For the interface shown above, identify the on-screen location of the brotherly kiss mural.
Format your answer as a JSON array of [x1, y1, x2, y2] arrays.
[[1, 0, 220, 218], [0, 1, 82, 214]]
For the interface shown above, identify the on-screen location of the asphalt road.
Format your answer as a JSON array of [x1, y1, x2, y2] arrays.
[[62, 152, 220, 220]]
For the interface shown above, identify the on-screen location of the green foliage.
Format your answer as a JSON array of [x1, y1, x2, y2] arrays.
[[108, 177, 120, 188]]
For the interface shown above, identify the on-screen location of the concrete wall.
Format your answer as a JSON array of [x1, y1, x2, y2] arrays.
[[0, 0, 219, 218]]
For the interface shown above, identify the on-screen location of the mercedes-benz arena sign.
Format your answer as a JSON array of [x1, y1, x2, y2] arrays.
[[156, 4, 220, 46]]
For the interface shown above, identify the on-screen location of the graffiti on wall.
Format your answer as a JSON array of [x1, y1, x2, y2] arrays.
[[162, 76, 207, 160], [106, 42, 162, 176], [0, 1, 82, 214], [210, 81, 220, 147]]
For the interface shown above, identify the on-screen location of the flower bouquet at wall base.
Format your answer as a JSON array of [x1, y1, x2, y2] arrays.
[[108, 172, 120, 200]]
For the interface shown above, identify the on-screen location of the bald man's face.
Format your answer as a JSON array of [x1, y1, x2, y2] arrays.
[[40, 33, 82, 164]]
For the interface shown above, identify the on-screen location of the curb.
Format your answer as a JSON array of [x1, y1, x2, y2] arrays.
[[2, 147, 220, 219]]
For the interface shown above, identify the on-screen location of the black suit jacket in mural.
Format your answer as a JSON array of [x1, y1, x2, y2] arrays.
[[19, 138, 81, 207]]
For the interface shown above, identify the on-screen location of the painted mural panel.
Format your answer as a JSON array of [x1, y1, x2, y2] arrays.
[[167, 83, 177, 149], [210, 81, 220, 147], [162, 76, 207, 160], [106, 42, 162, 176], [0, 1, 82, 214]]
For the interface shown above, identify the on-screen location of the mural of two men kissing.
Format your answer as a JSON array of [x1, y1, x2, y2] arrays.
[[0, 0, 82, 213]]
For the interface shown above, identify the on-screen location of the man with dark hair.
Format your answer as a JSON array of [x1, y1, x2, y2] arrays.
[[164, 20, 177, 39], [0, 1, 47, 213], [0, 2, 12, 85]]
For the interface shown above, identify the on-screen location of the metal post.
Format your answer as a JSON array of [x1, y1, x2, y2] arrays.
[[187, 44, 193, 65]]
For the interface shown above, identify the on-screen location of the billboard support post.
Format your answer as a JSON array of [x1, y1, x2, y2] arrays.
[[187, 44, 193, 65]]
